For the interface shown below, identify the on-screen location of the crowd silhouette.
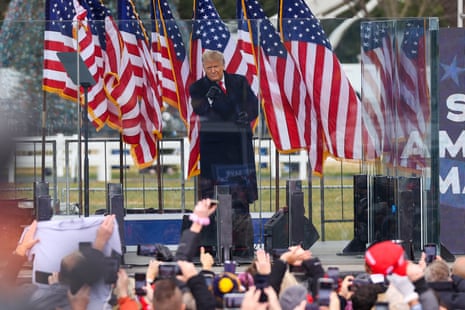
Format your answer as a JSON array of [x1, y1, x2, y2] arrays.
[[0, 198, 463, 309]]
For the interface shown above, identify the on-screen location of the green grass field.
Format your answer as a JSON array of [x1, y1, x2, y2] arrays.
[[2, 158, 362, 240]]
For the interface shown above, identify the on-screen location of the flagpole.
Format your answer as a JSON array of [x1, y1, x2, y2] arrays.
[[78, 82, 83, 217], [41, 93, 47, 182], [459, 0, 464, 27], [157, 140, 163, 213], [119, 133, 124, 191], [83, 85, 90, 217]]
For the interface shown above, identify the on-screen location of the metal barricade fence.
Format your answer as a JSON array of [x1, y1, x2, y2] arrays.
[[4, 135, 358, 241]]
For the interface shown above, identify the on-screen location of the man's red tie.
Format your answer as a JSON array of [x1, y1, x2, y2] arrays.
[[218, 81, 226, 93]]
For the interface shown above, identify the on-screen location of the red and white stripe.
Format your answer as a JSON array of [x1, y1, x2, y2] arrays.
[[361, 33, 395, 161], [289, 40, 362, 160]]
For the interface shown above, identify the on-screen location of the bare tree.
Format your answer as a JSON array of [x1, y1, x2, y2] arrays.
[[377, 0, 455, 26]]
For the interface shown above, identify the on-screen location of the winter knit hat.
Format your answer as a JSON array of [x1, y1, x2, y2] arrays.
[[212, 272, 242, 308], [212, 272, 241, 297], [279, 284, 310, 310]]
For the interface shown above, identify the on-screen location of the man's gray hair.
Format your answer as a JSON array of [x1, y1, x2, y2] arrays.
[[202, 49, 224, 64]]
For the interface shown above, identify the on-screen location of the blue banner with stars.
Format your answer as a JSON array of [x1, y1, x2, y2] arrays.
[[439, 28, 465, 254]]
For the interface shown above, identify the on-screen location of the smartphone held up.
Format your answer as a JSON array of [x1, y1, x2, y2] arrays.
[[134, 273, 146, 296], [424, 243, 437, 265], [317, 278, 334, 306]]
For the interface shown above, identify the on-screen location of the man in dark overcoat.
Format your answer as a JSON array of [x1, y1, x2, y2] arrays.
[[189, 49, 258, 257]]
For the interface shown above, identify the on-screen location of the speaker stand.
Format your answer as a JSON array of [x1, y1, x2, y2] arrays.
[[440, 243, 455, 262], [339, 238, 366, 256]]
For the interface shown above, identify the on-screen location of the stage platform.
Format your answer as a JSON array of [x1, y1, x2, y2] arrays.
[[40, 214, 366, 274], [10, 212, 450, 284], [120, 240, 367, 274], [12, 240, 463, 286], [121, 212, 277, 247], [12, 240, 367, 286]]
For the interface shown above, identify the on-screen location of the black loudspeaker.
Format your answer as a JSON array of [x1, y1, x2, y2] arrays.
[[34, 182, 51, 221], [33, 182, 49, 208], [397, 177, 421, 252], [342, 175, 368, 254], [36, 195, 53, 221], [290, 191, 320, 249], [287, 180, 319, 249], [371, 176, 397, 242], [264, 209, 288, 253], [217, 193, 233, 262], [264, 207, 319, 253], [289, 191, 305, 245], [107, 183, 123, 212], [109, 194, 125, 252], [286, 180, 302, 207], [302, 217, 320, 249]]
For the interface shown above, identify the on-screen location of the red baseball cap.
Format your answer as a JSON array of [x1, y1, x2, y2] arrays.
[[365, 241, 408, 276]]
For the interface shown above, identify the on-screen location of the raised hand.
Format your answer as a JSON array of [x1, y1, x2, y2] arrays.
[[206, 85, 221, 100], [255, 249, 271, 275], [200, 246, 214, 271], [94, 214, 115, 251], [15, 220, 39, 256]]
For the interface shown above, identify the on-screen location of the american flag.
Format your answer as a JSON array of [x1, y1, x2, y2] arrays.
[[43, 0, 82, 102], [102, 14, 141, 145], [279, 0, 362, 160], [43, 0, 115, 129], [239, 0, 323, 172], [191, 0, 228, 81], [191, 0, 249, 81], [151, 0, 190, 110], [81, 0, 146, 152], [189, 0, 250, 177], [119, 0, 163, 167], [79, 0, 124, 130], [361, 21, 396, 161], [151, 0, 196, 176], [397, 20, 429, 169], [234, 15, 258, 95]]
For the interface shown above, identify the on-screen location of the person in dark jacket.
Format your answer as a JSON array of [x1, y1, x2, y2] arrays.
[[177, 260, 217, 310], [189, 49, 259, 257], [189, 49, 258, 203], [175, 198, 217, 262], [424, 259, 465, 309]]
